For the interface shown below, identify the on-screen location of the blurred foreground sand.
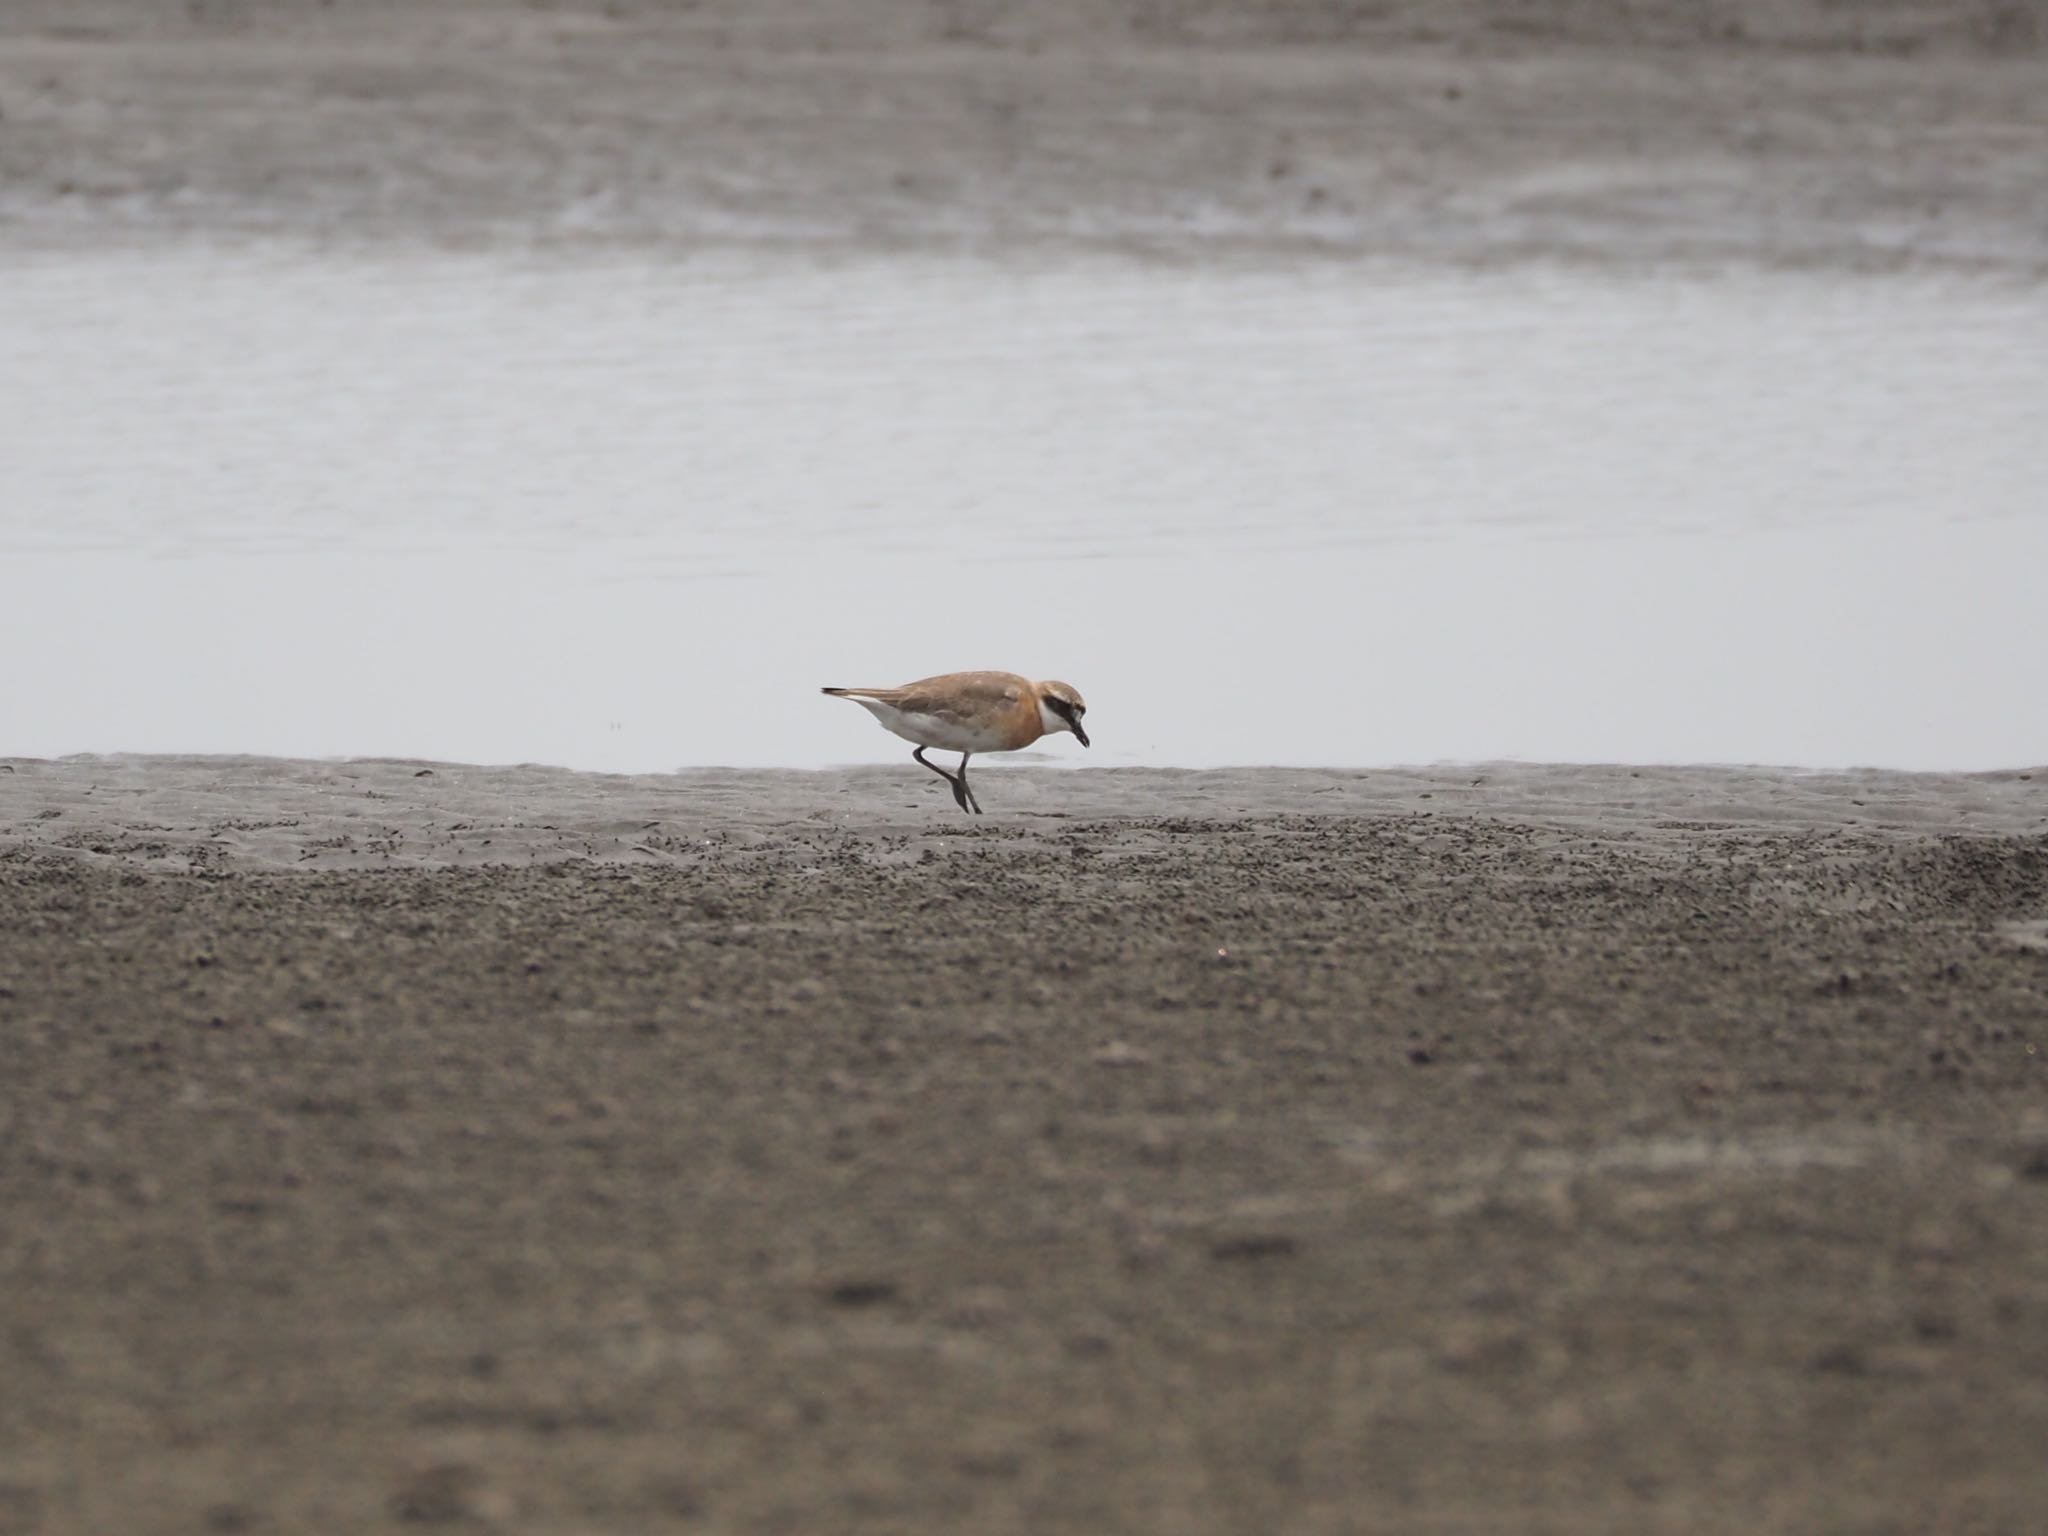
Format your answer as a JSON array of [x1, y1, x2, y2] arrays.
[[2, 757, 2046, 1532]]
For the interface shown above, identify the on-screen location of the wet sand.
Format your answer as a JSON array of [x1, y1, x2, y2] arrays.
[[3, 0, 2044, 270], [4, 756, 2047, 1532]]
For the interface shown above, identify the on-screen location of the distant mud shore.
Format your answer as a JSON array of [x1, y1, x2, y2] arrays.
[[3, 0, 2044, 270]]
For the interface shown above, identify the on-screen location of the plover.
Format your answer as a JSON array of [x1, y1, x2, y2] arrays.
[[822, 671, 1089, 814]]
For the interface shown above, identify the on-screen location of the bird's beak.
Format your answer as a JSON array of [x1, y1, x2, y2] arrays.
[[1073, 722, 1090, 748]]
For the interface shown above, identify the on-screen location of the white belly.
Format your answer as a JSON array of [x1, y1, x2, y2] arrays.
[[861, 700, 1016, 754]]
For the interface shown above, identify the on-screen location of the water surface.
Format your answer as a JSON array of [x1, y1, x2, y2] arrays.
[[4, 249, 2044, 770]]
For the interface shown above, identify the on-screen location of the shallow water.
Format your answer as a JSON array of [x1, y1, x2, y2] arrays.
[[4, 248, 2044, 771]]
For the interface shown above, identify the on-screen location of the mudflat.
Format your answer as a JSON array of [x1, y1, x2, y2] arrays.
[[3, 0, 2044, 269], [4, 756, 2046, 1532]]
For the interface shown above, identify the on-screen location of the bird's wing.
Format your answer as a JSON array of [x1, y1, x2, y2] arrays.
[[889, 671, 1029, 723]]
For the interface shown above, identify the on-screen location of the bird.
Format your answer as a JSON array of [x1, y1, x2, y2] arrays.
[[821, 671, 1089, 814]]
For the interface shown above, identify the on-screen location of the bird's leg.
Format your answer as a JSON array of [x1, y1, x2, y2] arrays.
[[957, 753, 983, 815], [912, 746, 973, 814], [911, 745, 953, 789]]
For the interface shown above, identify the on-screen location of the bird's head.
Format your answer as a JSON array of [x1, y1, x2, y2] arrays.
[[1038, 681, 1089, 747]]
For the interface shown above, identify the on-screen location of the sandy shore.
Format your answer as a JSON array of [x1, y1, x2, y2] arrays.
[[4, 753, 2047, 867], [3, 0, 2044, 270], [4, 756, 2046, 1532]]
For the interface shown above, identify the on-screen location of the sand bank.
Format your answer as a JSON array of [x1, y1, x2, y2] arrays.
[[1, 752, 2044, 867], [3, 0, 2043, 270], [3, 755, 2046, 1532]]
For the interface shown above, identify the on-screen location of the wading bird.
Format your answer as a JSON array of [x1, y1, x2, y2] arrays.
[[822, 671, 1089, 814]]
